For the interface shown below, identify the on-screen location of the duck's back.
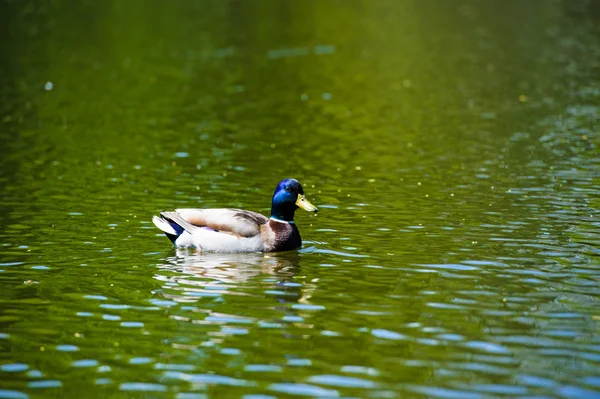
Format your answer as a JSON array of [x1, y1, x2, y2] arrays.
[[176, 208, 268, 236]]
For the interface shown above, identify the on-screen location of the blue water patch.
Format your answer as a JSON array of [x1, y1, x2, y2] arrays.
[[281, 281, 302, 287], [178, 373, 251, 386], [149, 299, 177, 307], [515, 374, 556, 388], [186, 291, 221, 298], [418, 263, 480, 271], [220, 327, 248, 335], [461, 260, 506, 267], [371, 329, 407, 340], [205, 315, 253, 324], [0, 262, 23, 267], [269, 383, 339, 397], [31, 266, 51, 270], [0, 390, 28, 399], [0, 364, 28, 372], [417, 338, 440, 346], [436, 333, 465, 341], [291, 304, 325, 311], [120, 321, 144, 328], [580, 376, 600, 387], [102, 314, 121, 321], [72, 359, 99, 368], [28, 380, 63, 389], [76, 312, 93, 317], [308, 374, 377, 388], [463, 341, 510, 354], [220, 348, 241, 355], [557, 385, 600, 399], [286, 359, 312, 367], [177, 393, 209, 399], [407, 385, 483, 399], [119, 383, 167, 392], [264, 290, 296, 296], [56, 344, 79, 352]]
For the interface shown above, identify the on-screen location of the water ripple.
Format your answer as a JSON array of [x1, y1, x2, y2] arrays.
[[268, 383, 339, 397], [119, 383, 168, 392]]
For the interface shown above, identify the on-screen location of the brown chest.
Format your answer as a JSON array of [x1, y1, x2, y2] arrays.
[[262, 219, 302, 252]]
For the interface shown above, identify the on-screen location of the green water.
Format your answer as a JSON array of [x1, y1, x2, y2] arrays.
[[1, 0, 600, 398]]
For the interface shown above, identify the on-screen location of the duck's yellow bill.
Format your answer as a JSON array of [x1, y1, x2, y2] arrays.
[[296, 195, 318, 212]]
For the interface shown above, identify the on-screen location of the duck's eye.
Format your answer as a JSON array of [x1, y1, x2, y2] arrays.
[[285, 187, 291, 192]]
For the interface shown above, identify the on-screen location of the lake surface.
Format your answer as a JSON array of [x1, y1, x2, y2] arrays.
[[1, 1, 600, 398]]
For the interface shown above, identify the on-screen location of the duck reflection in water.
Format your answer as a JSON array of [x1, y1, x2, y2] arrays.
[[154, 249, 310, 304], [153, 250, 317, 356]]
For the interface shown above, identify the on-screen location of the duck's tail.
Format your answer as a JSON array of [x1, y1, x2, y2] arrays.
[[152, 212, 196, 244]]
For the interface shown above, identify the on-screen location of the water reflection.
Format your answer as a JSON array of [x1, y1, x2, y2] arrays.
[[155, 250, 304, 304]]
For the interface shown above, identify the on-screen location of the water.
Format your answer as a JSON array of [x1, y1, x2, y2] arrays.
[[1, 1, 600, 398]]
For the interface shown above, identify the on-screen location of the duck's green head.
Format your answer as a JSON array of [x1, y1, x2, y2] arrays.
[[270, 178, 318, 222]]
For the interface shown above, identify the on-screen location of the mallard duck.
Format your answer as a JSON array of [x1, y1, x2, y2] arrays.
[[152, 178, 318, 253]]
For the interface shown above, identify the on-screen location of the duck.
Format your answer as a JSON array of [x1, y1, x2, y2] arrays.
[[152, 178, 318, 253]]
